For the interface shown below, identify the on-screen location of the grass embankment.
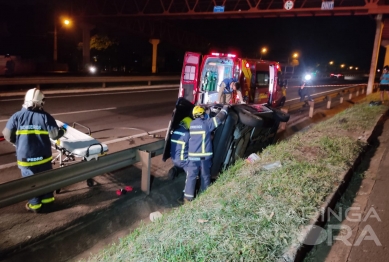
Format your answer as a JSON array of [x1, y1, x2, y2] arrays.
[[86, 95, 388, 262]]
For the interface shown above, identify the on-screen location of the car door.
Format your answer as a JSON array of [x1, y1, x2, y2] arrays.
[[179, 52, 201, 104]]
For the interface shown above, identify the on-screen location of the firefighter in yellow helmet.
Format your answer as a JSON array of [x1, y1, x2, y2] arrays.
[[183, 105, 229, 202], [2, 88, 66, 213]]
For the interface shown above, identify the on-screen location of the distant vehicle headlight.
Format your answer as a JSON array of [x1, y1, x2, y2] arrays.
[[89, 66, 97, 74], [304, 74, 312, 81]]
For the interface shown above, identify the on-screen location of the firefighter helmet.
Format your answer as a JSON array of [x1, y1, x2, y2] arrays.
[[179, 117, 192, 129], [24, 88, 45, 108], [192, 106, 205, 118]]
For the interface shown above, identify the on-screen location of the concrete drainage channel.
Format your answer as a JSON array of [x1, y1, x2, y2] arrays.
[[0, 97, 368, 262]]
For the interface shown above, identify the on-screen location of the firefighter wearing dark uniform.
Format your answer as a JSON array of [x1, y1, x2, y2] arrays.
[[217, 77, 237, 104], [184, 105, 229, 201], [169, 117, 192, 177], [2, 88, 66, 213]]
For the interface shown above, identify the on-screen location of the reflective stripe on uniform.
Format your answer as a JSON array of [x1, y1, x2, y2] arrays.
[[190, 131, 206, 153], [41, 197, 55, 204], [188, 152, 213, 156], [16, 130, 49, 135], [28, 203, 42, 210], [213, 117, 218, 128], [17, 156, 52, 167], [171, 139, 186, 160]]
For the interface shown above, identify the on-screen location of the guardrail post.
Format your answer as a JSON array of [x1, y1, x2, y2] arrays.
[[280, 108, 288, 130], [348, 90, 353, 100], [138, 150, 151, 195], [326, 96, 332, 109], [36, 84, 40, 90], [340, 93, 344, 104], [356, 87, 360, 97], [308, 101, 314, 118], [148, 81, 151, 86], [361, 86, 365, 95], [102, 82, 106, 88]]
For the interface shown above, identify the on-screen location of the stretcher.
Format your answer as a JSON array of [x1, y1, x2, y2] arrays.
[[51, 120, 109, 167]]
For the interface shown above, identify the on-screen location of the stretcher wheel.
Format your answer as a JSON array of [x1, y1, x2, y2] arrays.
[[87, 179, 94, 187], [56, 189, 61, 194]]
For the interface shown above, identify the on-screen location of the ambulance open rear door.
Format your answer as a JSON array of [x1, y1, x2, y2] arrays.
[[179, 52, 201, 104]]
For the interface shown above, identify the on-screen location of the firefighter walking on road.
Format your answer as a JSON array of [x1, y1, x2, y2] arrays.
[[184, 105, 229, 202], [2, 88, 66, 213]]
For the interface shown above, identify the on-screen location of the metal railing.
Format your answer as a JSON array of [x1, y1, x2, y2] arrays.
[[0, 83, 378, 208], [0, 75, 180, 89], [0, 140, 165, 208], [282, 84, 378, 118]]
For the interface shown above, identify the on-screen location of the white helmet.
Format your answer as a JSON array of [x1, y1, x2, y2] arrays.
[[23, 88, 45, 108]]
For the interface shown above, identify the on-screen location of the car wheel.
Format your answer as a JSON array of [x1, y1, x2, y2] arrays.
[[279, 97, 286, 107]]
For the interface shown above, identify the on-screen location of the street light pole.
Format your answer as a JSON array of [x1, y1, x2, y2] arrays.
[[53, 21, 57, 62]]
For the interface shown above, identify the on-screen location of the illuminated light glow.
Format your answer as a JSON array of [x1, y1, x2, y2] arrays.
[[304, 74, 312, 81], [89, 66, 97, 74], [245, 62, 250, 68], [276, 64, 279, 69], [227, 54, 236, 58], [211, 53, 220, 56]]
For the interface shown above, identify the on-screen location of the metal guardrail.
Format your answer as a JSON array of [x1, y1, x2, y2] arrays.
[[282, 84, 378, 117], [0, 140, 165, 208], [0, 83, 378, 208], [0, 75, 180, 88]]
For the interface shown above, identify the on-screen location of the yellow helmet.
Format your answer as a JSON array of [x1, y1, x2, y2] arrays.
[[192, 106, 205, 118], [179, 117, 192, 129]]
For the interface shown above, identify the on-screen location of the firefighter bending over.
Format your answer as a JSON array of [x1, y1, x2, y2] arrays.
[[2, 88, 66, 213], [217, 77, 238, 104], [184, 105, 229, 202]]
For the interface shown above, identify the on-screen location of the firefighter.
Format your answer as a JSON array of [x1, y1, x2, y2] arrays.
[[2, 88, 66, 213], [217, 77, 238, 104], [184, 105, 229, 202], [169, 117, 192, 201]]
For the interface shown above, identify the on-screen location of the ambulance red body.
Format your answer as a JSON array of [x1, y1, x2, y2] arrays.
[[178, 52, 287, 107]]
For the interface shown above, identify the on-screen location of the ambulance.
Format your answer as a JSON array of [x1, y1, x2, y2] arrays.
[[178, 52, 287, 107], [163, 52, 290, 179]]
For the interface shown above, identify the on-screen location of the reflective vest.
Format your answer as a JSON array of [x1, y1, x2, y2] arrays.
[[5, 108, 59, 168], [170, 125, 190, 168], [188, 110, 227, 161], [221, 78, 237, 94]]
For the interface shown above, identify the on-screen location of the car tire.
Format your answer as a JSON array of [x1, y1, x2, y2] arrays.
[[279, 97, 286, 107]]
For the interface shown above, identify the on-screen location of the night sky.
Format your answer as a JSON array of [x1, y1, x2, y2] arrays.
[[0, 2, 383, 73]]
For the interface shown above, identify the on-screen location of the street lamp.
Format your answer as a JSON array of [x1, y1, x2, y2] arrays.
[[329, 61, 334, 65], [260, 47, 267, 60], [340, 64, 345, 68], [54, 18, 72, 62]]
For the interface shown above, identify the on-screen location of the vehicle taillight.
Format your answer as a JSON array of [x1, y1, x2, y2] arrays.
[[276, 64, 279, 69]]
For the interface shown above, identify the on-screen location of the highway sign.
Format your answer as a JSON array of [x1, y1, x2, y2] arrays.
[[213, 6, 225, 13], [284, 0, 294, 10]]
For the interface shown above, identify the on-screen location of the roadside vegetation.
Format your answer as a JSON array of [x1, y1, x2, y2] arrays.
[[85, 94, 388, 262]]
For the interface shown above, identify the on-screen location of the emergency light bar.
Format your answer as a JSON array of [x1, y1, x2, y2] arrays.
[[211, 52, 236, 58]]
